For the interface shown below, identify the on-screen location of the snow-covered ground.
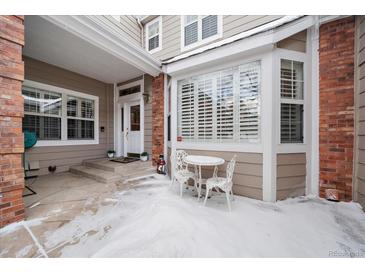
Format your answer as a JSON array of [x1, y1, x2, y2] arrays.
[[40, 176, 365, 257], [2, 176, 365, 257]]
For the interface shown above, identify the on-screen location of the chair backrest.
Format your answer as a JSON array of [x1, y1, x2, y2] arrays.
[[226, 155, 237, 183], [171, 150, 188, 172]]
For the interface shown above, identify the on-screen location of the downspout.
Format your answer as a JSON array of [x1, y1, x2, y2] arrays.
[[136, 17, 144, 48]]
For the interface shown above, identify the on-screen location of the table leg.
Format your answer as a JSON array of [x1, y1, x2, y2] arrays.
[[197, 165, 202, 201]]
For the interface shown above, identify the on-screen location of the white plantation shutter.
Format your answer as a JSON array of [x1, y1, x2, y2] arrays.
[[239, 62, 260, 140], [184, 21, 198, 46], [178, 81, 195, 140], [197, 78, 214, 140], [216, 70, 235, 141], [202, 15, 218, 39], [178, 61, 261, 143]]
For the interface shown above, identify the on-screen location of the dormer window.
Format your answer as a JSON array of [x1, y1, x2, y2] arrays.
[[181, 15, 222, 51], [145, 16, 162, 53]]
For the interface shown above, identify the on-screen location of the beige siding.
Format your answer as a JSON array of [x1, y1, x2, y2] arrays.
[[24, 57, 114, 175], [182, 149, 263, 200], [276, 153, 306, 200], [118, 16, 142, 47], [146, 15, 284, 61], [277, 30, 307, 52], [106, 16, 141, 47], [355, 16, 365, 209]]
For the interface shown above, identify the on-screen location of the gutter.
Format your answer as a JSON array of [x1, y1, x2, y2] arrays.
[[162, 15, 303, 65]]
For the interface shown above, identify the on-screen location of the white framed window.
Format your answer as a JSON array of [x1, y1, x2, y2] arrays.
[[280, 59, 304, 143], [145, 16, 162, 53], [177, 60, 261, 143], [181, 15, 222, 51], [22, 80, 99, 146]]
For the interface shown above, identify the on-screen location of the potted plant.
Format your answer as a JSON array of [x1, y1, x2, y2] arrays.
[[107, 149, 115, 158], [140, 152, 148, 161]]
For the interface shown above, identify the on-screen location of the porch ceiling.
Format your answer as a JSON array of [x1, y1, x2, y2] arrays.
[[23, 16, 161, 84]]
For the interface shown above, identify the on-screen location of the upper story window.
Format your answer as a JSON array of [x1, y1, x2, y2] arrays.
[[145, 16, 162, 53], [177, 60, 261, 143], [280, 59, 304, 143], [182, 15, 222, 51]]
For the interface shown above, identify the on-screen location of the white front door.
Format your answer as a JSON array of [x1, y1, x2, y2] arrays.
[[125, 102, 141, 154], [116, 80, 144, 157]]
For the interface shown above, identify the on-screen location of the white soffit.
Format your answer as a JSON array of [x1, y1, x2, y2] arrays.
[[24, 16, 161, 84]]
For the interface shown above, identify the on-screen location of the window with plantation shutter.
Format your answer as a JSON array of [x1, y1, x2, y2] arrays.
[[178, 81, 195, 140], [197, 78, 214, 140], [280, 59, 304, 143], [177, 61, 261, 143], [182, 15, 221, 50], [202, 15, 218, 39], [239, 62, 260, 140], [216, 70, 234, 140]]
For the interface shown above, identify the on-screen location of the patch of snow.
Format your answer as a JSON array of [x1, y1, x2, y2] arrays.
[[42, 178, 365, 257], [16, 244, 33, 258], [22, 221, 48, 258], [29, 202, 41, 209], [0, 217, 45, 236]]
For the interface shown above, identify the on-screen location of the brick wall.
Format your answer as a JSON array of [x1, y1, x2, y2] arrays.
[[0, 16, 25, 227], [319, 17, 355, 201], [151, 73, 164, 165]]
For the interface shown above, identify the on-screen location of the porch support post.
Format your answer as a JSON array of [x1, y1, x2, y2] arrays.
[[151, 73, 165, 165], [0, 16, 25, 227], [262, 52, 277, 202], [307, 20, 320, 196], [170, 78, 178, 179]]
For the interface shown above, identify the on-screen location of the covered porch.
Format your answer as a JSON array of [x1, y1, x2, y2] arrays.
[[22, 15, 164, 177]]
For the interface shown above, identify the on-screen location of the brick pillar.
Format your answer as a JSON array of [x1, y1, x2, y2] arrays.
[[0, 16, 25, 227], [319, 17, 355, 201], [151, 73, 164, 165]]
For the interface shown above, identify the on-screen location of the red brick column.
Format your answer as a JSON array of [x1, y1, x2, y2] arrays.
[[319, 17, 355, 201], [0, 16, 25, 227], [151, 73, 164, 165]]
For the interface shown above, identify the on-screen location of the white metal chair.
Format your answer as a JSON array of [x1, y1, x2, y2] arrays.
[[170, 150, 196, 197], [203, 155, 237, 211]]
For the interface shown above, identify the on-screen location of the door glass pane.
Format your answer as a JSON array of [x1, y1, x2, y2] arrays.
[[130, 105, 140, 131]]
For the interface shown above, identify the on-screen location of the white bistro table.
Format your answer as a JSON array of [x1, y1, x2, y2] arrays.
[[183, 155, 225, 200]]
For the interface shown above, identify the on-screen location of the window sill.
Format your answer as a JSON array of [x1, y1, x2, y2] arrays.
[[181, 34, 221, 52], [34, 139, 99, 147], [175, 141, 262, 153], [277, 143, 307, 153]]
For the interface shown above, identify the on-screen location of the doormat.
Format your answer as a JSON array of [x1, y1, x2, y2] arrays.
[[110, 157, 140, 164]]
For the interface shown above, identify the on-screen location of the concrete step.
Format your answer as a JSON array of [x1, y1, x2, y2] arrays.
[[69, 165, 121, 184], [123, 167, 157, 180], [83, 158, 154, 174], [83, 159, 116, 172]]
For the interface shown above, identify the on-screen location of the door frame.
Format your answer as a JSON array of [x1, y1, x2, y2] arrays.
[[115, 80, 144, 157]]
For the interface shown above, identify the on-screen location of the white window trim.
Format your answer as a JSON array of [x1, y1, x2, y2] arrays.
[[145, 16, 162, 54], [275, 49, 307, 150], [171, 52, 273, 154], [180, 15, 223, 52], [23, 80, 99, 147]]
